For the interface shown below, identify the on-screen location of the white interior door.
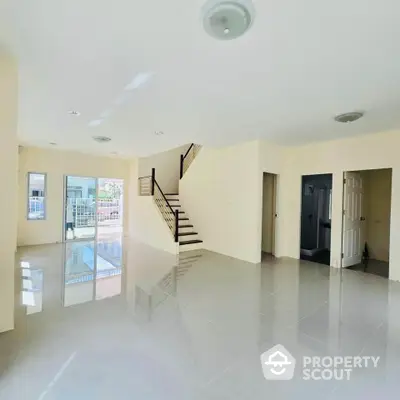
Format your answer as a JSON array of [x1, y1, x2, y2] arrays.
[[342, 172, 364, 267]]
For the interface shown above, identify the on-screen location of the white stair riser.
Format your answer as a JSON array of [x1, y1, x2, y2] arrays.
[[179, 234, 199, 242], [179, 242, 203, 252], [165, 195, 179, 201], [178, 226, 195, 234]]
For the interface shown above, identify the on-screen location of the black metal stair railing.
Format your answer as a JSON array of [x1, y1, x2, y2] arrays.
[[180, 143, 202, 179], [138, 168, 179, 242]]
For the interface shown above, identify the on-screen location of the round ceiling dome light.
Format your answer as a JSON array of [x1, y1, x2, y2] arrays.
[[203, 0, 254, 40], [92, 136, 112, 143], [334, 111, 364, 123], [68, 110, 81, 116]]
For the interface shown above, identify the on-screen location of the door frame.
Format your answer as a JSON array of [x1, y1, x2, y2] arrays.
[[299, 173, 333, 263], [261, 172, 278, 256], [340, 168, 393, 271]]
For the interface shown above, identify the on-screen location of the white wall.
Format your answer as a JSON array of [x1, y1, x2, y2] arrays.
[[138, 144, 190, 194], [180, 141, 262, 263], [274, 130, 400, 281], [0, 52, 18, 332], [18, 147, 130, 246]]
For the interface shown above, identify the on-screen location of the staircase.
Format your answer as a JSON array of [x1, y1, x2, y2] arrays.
[[164, 193, 203, 252], [138, 143, 203, 254]]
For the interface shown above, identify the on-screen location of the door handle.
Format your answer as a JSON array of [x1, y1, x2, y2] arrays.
[[360, 217, 366, 221]]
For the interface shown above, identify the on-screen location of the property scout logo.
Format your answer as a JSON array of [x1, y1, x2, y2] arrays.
[[261, 344, 379, 381]]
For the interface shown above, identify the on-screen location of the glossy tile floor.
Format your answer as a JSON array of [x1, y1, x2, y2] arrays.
[[1, 240, 400, 399]]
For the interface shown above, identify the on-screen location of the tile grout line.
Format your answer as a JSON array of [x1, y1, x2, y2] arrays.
[[37, 351, 77, 400]]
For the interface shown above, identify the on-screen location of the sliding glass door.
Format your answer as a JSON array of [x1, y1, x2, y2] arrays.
[[64, 176, 97, 240], [64, 176, 124, 242]]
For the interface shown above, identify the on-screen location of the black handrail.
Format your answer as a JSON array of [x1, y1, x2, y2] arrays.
[[153, 179, 179, 243], [180, 154, 184, 180], [153, 178, 175, 216], [180, 143, 195, 179], [183, 143, 195, 160], [151, 168, 155, 195], [138, 168, 179, 242]]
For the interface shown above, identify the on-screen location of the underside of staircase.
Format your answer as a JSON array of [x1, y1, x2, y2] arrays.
[[165, 193, 203, 252], [137, 143, 203, 254]]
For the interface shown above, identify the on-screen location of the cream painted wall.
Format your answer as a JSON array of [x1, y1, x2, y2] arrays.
[[138, 144, 190, 194], [180, 141, 262, 263], [129, 196, 178, 254], [275, 130, 400, 281], [259, 141, 287, 258], [128, 159, 178, 254], [363, 169, 392, 262], [0, 52, 18, 332], [18, 147, 130, 246]]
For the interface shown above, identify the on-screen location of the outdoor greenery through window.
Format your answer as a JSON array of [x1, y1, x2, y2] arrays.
[[28, 173, 46, 220]]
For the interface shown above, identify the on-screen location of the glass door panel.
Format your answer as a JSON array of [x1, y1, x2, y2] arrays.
[[97, 178, 124, 242], [65, 176, 97, 240]]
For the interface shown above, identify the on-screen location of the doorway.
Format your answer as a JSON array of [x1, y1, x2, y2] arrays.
[[64, 176, 124, 242], [341, 168, 392, 278], [262, 172, 277, 258], [300, 174, 332, 266]]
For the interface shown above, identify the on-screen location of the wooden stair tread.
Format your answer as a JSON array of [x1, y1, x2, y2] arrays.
[[179, 240, 203, 245], [178, 232, 198, 236]]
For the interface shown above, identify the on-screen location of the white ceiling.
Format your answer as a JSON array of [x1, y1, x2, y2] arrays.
[[1, 0, 400, 157]]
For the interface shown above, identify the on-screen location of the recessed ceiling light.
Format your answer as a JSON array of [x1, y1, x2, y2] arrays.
[[203, 0, 255, 40], [154, 131, 164, 136], [68, 110, 81, 116], [334, 112, 364, 123], [92, 136, 112, 143]]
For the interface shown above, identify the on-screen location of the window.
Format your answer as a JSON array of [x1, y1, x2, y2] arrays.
[[27, 173, 46, 220]]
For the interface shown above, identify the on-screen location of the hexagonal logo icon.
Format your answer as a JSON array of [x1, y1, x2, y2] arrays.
[[260, 344, 296, 380]]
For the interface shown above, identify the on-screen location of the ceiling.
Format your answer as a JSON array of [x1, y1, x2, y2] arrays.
[[1, 0, 400, 157]]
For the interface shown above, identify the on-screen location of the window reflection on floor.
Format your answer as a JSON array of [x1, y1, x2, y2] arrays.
[[20, 262, 43, 315], [63, 238, 123, 307]]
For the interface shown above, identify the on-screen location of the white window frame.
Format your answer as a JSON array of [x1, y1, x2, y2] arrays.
[[27, 172, 47, 220]]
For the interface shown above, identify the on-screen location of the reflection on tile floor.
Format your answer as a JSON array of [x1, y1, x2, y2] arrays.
[[1, 241, 400, 399]]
